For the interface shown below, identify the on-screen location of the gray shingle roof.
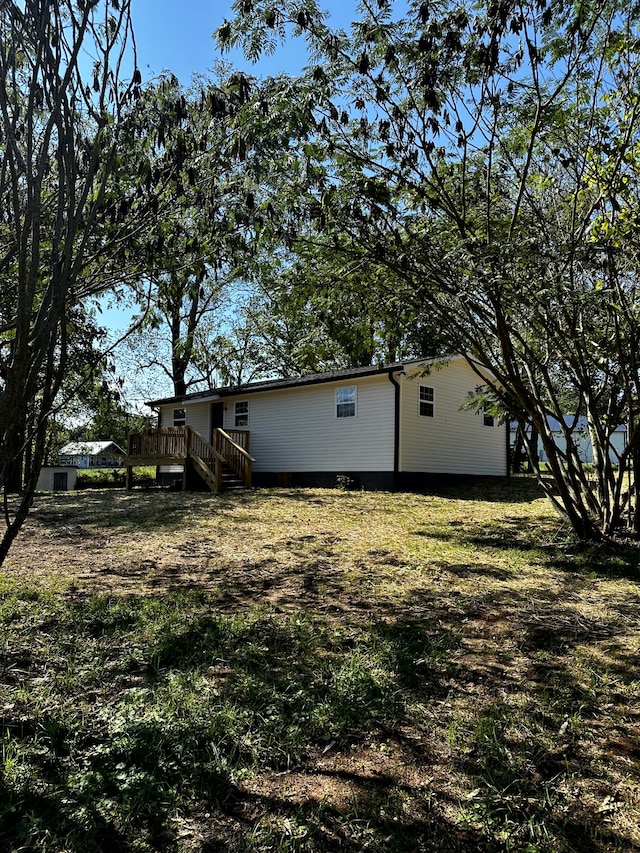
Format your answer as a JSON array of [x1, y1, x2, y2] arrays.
[[59, 441, 125, 456], [146, 359, 429, 407]]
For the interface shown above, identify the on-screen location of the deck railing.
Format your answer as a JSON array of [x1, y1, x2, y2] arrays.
[[223, 429, 250, 452], [188, 429, 216, 469], [126, 426, 253, 491], [127, 427, 187, 459]]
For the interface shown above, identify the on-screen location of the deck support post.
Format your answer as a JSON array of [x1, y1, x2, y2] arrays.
[[182, 427, 191, 491]]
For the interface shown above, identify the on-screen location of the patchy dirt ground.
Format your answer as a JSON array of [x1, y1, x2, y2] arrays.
[[5, 482, 559, 604], [3, 484, 640, 851], [4, 486, 465, 615]]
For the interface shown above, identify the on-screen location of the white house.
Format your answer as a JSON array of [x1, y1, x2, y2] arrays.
[[58, 440, 125, 469], [143, 357, 508, 490], [539, 416, 627, 464], [510, 417, 627, 466]]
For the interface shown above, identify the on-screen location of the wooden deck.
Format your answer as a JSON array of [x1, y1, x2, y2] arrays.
[[124, 426, 254, 492]]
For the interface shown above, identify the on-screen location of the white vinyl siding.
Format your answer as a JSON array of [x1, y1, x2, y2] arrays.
[[223, 375, 395, 472], [180, 402, 210, 438], [159, 401, 210, 436], [399, 359, 506, 476]]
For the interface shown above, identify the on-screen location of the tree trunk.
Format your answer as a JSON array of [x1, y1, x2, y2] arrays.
[[2, 426, 25, 493]]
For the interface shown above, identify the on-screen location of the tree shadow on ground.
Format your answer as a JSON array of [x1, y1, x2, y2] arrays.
[[415, 512, 640, 582], [400, 582, 640, 852], [22, 476, 554, 547], [0, 598, 504, 851], [3, 579, 639, 851], [4, 484, 640, 850], [25, 488, 238, 535]]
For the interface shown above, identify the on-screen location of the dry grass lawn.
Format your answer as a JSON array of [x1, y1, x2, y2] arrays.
[[1, 478, 639, 851]]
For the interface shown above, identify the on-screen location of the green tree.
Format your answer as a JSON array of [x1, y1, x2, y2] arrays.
[[120, 70, 318, 396], [121, 74, 242, 396], [220, 0, 640, 541], [80, 399, 154, 450], [0, 0, 155, 562], [240, 240, 450, 374]]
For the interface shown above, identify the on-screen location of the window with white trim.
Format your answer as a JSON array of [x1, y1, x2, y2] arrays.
[[234, 401, 249, 427], [483, 411, 495, 427], [173, 408, 186, 426], [336, 386, 357, 418], [419, 385, 434, 417]]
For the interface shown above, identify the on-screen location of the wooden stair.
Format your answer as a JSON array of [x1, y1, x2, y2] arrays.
[[189, 441, 250, 493], [188, 449, 219, 492], [125, 426, 254, 493], [220, 462, 244, 491]]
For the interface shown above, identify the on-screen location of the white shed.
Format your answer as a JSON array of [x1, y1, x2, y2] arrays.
[[37, 466, 78, 492]]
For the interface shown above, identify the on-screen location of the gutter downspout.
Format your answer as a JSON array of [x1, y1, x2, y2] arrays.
[[506, 420, 511, 477], [388, 368, 403, 490]]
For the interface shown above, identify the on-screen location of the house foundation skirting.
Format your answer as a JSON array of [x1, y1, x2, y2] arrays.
[[252, 471, 505, 491], [157, 468, 507, 492], [251, 471, 396, 490]]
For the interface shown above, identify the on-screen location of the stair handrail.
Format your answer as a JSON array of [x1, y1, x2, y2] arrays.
[[187, 428, 226, 493], [214, 428, 255, 487], [215, 428, 255, 461], [189, 427, 226, 464]]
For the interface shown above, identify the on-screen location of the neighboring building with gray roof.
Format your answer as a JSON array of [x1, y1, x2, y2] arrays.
[[58, 440, 125, 469]]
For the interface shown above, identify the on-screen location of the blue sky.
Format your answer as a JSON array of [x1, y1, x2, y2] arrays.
[[131, 0, 351, 84], [132, 0, 259, 82]]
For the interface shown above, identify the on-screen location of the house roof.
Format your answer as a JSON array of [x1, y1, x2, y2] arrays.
[[59, 440, 125, 456], [146, 356, 479, 407]]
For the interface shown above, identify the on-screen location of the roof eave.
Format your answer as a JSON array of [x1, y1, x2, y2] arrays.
[[145, 361, 416, 408]]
